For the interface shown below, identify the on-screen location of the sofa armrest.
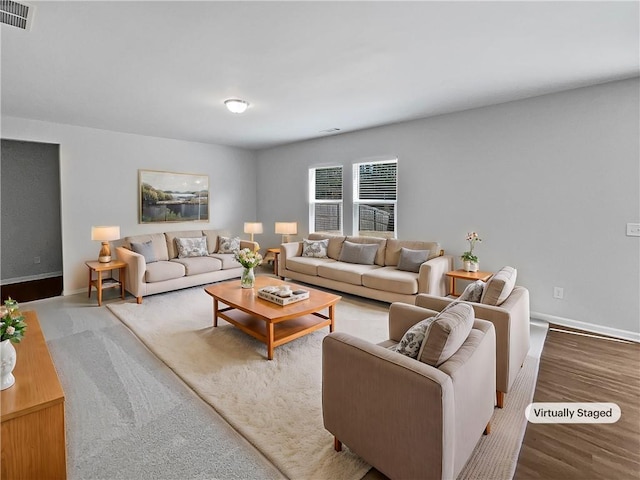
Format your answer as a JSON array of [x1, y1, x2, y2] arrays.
[[116, 246, 146, 298], [388, 302, 440, 342], [278, 242, 303, 276], [322, 332, 455, 480], [239, 240, 259, 252], [418, 254, 454, 296]]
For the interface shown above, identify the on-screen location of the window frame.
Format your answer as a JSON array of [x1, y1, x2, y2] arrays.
[[309, 165, 343, 234], [352, 158, 398, 238]]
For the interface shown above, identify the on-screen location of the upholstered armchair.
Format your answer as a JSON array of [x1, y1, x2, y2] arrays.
[[416, 266, 530, 408], [322, 302, 496, 480]]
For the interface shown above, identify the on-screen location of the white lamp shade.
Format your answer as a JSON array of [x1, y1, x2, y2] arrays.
[[91, 226, 121, 241], [224, 99, 250, 114], [275, 222, 297, 235], [244, 222, 263, 234]]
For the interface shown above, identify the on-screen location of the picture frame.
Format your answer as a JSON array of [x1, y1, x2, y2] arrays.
[[139, 169, 209, 224]]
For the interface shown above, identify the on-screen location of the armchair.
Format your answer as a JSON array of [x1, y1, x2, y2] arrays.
[[322, 302, 496, 480]]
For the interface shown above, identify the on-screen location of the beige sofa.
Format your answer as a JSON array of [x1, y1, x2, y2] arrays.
[[415, 266, 530, 408], [116, 230, 257, 304], [279, 233, 453, 303], [323, 302, 496, 479]]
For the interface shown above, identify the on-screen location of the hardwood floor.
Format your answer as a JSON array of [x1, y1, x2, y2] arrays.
[[515, 325, 640, 480]]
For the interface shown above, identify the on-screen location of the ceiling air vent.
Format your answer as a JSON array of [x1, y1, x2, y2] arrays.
[[1, 0, 34, 30]]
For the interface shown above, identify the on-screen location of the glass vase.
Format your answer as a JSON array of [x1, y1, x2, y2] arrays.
[[241, 267, 255, 288]]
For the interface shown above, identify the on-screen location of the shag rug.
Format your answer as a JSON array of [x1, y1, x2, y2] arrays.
[[108, 285, 545, 480]]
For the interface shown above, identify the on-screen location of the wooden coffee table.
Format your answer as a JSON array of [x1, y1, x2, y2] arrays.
[[204, 277, 341, 360]]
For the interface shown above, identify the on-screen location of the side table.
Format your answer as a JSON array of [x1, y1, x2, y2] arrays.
[[263, 248, 281, 276], [445, 269, 493, 297], [86, 259, 127, 306]]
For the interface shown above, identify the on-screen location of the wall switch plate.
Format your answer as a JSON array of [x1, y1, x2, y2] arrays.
[[627, 223, 640, 237], [33, 256, 41, 264], [553, 286, 564, 299]]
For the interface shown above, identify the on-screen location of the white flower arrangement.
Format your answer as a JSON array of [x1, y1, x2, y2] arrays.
[[0, 298, 27, 343], [461, 231, 482, 263], [234, 248, 263, 269]]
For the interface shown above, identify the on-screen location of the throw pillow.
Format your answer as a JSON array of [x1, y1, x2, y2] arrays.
[[394, 317, 436, 359], [418, 303, 474, 367], [397, 247, 430, 273], [480, 266, 517, 306], [458, 280, 486, 303], [175, 237, 208, 258], [217, 236, 241, 254], [302, 238, 329, 258], [130, 240, 157, 264], [338, 241, 378, 265]]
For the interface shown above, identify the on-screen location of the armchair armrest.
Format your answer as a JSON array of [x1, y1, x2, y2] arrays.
[[116, 246, 146, 299], [322, 332, 455, 480], [388, 302, 440, 342], [418, 255, 454, 296]]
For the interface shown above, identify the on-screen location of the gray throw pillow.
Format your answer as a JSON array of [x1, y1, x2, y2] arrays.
[[130, 240, 157, 264], [338, 241, 378, 265], [397, 247, 430, 273], [458, 280, 486, 303], [393, 317, 436, 359]]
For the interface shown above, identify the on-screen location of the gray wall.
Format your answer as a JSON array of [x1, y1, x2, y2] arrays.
[[1, 140, 63, 283], [256, 78, 640, 338]]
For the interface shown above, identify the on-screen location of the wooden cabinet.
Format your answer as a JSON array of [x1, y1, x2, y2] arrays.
[[1, 311, 66, 480]]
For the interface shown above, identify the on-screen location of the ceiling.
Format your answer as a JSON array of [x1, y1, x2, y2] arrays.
[[1, 1, 638, 150]]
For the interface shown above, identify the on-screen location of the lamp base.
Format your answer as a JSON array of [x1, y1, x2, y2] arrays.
[[98, 255, 112, 263], [98, 242, 112, 263]]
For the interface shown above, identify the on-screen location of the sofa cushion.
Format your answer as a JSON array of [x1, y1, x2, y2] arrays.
[[362, 267, 419, 295], [339, 241, 379, 265], [144, 260, 185, 283], [165, 230, 204, 259], [396, 247, 430, 273], [480, 266, 517, 306], [171, 257, 222, 276], [308, 233, 346, 260], [217, 236, 241, 254], [385, 240, 440, 266], [302, 238, 329, 258], [344, 236, 387, 266], [175, 237, 208, 258], [393, 317, 436, 359], [130, 240, 157, 264], [317, 262, 381, 286], [208, 253, 241, 269], [287, 256, 335, 276], [458, 280, 486, 303], [202, 230, 221, 254], [418, 302, 474, 367], [126, 233, 169, 262]]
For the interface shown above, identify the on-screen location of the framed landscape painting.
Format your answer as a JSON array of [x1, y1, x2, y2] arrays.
[[139, 169, 209, 223]]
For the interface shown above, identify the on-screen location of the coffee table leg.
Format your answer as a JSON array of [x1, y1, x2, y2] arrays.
[[267, 322, 274, 360], [213, 299, 219, 327], [329, 304, 335, 333]]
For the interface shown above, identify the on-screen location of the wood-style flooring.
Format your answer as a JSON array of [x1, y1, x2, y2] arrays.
[[515, 325, 640, 480]]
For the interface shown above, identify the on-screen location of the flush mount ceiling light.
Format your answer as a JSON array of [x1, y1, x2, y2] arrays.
[[224, 99, 250, 114]]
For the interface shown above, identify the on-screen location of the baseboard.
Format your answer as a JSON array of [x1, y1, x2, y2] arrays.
[[531, 311, 640, 343], [1, 271, 63, 285]]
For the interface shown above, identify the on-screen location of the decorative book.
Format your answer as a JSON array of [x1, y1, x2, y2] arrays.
[[257, 287, 309, 306]]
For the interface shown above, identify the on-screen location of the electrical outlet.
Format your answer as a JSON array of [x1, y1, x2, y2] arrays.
[[553, 287, 564, 299], [627, 223, 640, 237], [33, 256, 41, 264]]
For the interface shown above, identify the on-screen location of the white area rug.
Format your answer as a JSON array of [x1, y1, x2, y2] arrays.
[[108, 285, 546, 480]]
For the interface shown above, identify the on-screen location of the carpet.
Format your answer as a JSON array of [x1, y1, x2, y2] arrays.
[[107, 285, 545, 480]]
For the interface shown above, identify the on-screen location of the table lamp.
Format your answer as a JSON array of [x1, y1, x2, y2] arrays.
[[275, 222, 297, 243], [91, 226, 121, 263], [244, 222, 263, 250]]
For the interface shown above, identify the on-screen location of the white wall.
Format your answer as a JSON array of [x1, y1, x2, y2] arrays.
[[1, 117, 258, 295], [256, 79, 640, 338]]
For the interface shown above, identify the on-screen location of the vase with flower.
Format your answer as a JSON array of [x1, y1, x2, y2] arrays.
[[461, 231, 482, 272], [234, 248, 264, 288], [0, 298, 27, 390]]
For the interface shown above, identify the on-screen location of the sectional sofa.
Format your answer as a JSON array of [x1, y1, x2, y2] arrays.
[[279, 233, 453, 303], [116, 229, 257, 304]]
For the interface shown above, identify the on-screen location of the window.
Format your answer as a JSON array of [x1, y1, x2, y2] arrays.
[[353, 159, 397, 238], [309, 166, 343, 234]]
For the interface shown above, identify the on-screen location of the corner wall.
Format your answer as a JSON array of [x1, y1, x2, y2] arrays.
[[1, 117, 258, 295], [256, 78, 640, 338]]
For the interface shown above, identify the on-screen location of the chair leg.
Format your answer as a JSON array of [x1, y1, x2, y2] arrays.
[[496, 390, 505, 408], [484, 422, 491, 435], [334, 437, 342, 452]]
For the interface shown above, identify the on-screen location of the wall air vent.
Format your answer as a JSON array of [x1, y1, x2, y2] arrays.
[[1, 0, 34, 30]]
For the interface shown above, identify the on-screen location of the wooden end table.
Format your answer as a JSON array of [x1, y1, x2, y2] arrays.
[[263, 248, 281, 276], [445, 269, 493, 297], [86, 260, 126, 306], [205, 276, 340, 360]]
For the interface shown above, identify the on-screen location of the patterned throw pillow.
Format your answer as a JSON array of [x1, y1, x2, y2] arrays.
[[393, 317, 436, 359], [176, 237, 208, 258], [302, 239, 329, 258], [217, 236, 241, 254], [458, 280, 486, 303]]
